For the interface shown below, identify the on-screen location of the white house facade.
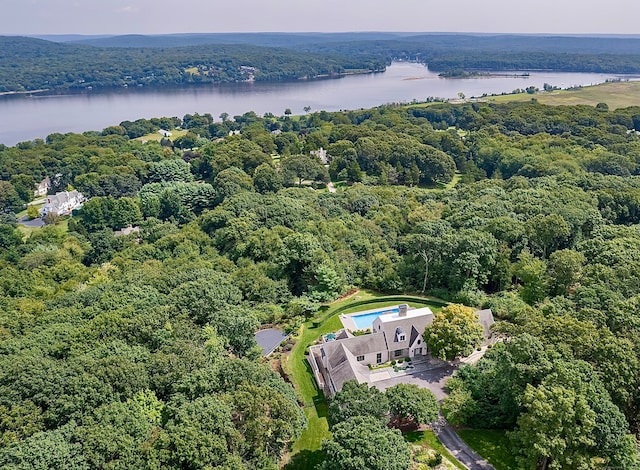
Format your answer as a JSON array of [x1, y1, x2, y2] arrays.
[[41, 191, 85, 217], [33, 177, 50, 197]]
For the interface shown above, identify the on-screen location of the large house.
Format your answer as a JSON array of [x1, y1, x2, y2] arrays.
[[41, 191, 85, 217], [33, 177, 50, 197], [309, 304, 494, 396]]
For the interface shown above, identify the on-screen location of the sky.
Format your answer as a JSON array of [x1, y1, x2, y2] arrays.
[[1, 0, 639, 36]]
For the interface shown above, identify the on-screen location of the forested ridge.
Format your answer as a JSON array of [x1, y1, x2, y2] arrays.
[[2, 100, 640, 467], [0, 36, 385, 93], [3, 33, 640, 93], [299, 34, 640, 74]]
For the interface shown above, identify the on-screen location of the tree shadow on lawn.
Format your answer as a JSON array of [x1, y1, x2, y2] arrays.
[[313, 393, 328, 418], [302, 358, 329, 418], [284, 449, 325, 470]]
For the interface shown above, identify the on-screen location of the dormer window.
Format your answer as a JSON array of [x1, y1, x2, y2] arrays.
[[395, 327, 406, 342], [398, 334, 405, 341]]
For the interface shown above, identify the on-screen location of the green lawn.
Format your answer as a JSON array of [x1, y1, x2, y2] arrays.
[[18, 218, 69, 239], [284, 290, 448, 468], [405, 430, 467, 470], [457, 429, 519, 470]]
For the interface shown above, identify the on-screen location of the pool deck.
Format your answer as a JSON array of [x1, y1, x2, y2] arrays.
[[339, 305, 400, 331]]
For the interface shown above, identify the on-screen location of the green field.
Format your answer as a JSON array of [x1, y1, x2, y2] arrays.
[[486, 81, 640, 110], [283, 290, 448, 469], [458, 429, 519, 470]]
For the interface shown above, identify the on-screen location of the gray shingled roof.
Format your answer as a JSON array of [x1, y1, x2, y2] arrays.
[[323, 332, 387, 364], [380, 315, 434, 350], [328, 345, 371, 392], [475, 308, 496, 339], [475, 309, 495, 340]]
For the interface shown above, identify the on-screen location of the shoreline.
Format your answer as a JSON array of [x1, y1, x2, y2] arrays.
[[0, 89, 50, 97], [0, 69, 385, 98]]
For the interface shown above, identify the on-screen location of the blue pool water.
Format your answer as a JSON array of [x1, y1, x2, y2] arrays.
[[352, 308, 399, 330]]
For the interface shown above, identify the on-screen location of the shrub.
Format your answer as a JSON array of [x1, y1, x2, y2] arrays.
[[391, 360, 396, 366], [428, 452, 443, 467], [26, 205, 40, 220], [405, 357, 411, 363]]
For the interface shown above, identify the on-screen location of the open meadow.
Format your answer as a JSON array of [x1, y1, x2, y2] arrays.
[[486, 80, 640, 109]]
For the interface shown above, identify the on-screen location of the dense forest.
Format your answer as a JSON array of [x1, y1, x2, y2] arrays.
[[300, 34, 640, 74], [0, 36, 385, 93], [3, 33, 640, 93], [2, 99, 640, 468]]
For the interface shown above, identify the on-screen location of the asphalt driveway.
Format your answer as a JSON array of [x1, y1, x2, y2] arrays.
[[371, 362, 496, 469], [371, 363, 458, 401]]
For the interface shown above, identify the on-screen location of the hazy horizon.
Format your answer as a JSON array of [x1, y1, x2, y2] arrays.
[[2, 0, 639, 36]]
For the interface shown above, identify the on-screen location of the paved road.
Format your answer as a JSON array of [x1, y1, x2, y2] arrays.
[[433, 416, 496, 470]]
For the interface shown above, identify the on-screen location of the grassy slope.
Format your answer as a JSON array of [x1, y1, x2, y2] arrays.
[[457, 429, 519, 470], [405, 430, 467, 470], [486, 80, 640, 109], [283, 290, 447, 468], [17, 218, 68, 238]]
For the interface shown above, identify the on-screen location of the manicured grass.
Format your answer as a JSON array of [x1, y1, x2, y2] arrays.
[[457, 429, 519, 470], [284, 290, 448, 462], [405, 430, 467, 470], [486, 80, 640, 110]]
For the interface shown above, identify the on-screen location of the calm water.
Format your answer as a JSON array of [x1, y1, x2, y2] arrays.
[[0, 62, 632, 146], [352, 308, 400, 330]]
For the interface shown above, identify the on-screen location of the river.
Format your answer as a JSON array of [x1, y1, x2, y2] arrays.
[[0, 62, 633, 146]]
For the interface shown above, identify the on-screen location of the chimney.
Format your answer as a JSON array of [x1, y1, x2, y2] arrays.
[[399, 304, 408, 317]]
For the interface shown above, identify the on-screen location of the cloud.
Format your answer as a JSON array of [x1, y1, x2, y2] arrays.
[[118, 5, 138, 13]]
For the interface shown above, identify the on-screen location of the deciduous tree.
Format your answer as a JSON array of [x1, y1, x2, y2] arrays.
[[321, 416, 410, 470], [424, 304, 484, 361]]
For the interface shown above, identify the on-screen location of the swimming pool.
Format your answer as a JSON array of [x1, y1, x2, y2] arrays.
[[351, 308, 400, 330]]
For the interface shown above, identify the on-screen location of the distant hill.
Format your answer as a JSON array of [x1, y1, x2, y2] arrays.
[[29, 34, 114, 43], [0, 36, 386, 93], [297, 34, 640, 73], [54, 32, 640, 56], [63, 32, 413, 48], [3, 33, 640, 94]]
